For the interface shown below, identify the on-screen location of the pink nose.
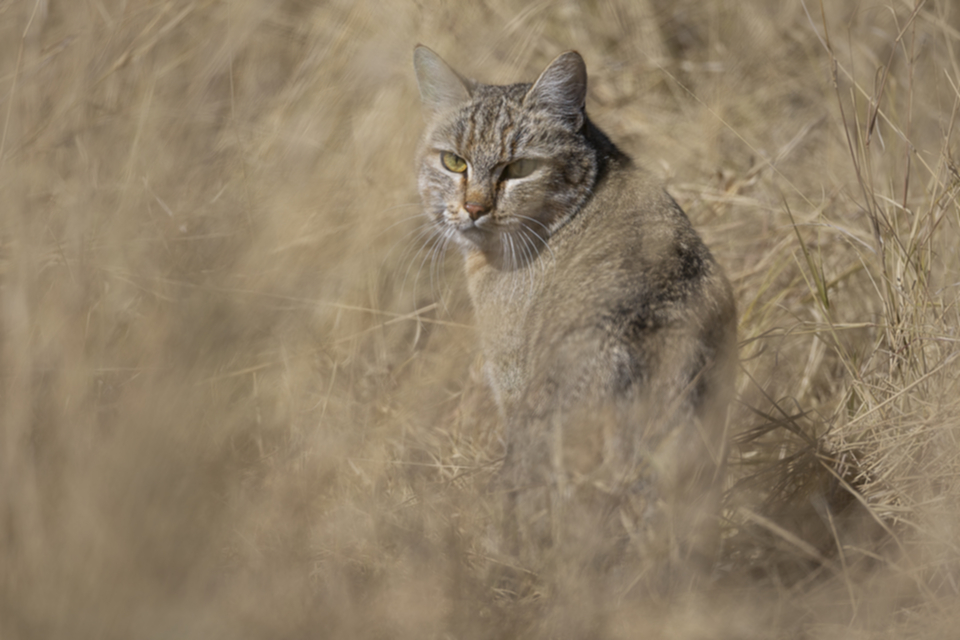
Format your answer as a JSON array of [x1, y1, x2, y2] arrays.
[[464, 202, 489, 220]]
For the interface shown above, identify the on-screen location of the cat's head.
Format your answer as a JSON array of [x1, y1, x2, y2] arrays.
[[413, 46, 599, 263]]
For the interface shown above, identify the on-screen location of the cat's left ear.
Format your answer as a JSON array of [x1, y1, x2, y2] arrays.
[[414, 45, 472, 118], [524, 51, 587, 130]]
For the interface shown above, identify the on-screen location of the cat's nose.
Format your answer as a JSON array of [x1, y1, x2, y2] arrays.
[[464, 202, 489, 220]]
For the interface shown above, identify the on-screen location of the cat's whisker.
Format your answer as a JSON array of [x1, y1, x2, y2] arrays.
[[378, 207, 431, 236], [426, 227, 449, 304], [500, 232, 515, 299], [402, 235, 434, 305], [428, 227, 451, 306], [516, 216, 556, 263], [395, 222, 438, 277], [514, 234, 527, 301], [506, 233, 522, 303], [373, 206, 431, 274], [509, 229, 528, 284], [381, 219, 435, 277], [517, 229, 537, 300], [436, 228, 457, 316], [513, 214, 551, 234], [388, 229, 426, 296], [404, 228, 445, 306], [513, 233, 531, 303], [516, 227, 540, 300]]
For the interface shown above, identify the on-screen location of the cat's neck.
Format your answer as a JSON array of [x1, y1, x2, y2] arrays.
[[582, 117, 631, 184]]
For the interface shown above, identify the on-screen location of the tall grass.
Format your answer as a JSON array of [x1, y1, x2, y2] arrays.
[[1, 0, 958, 637]]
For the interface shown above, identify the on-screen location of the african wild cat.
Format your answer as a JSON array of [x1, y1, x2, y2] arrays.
[[413, 45, 737, 578]]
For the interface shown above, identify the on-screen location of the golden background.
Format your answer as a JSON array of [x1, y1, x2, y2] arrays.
[[1, 1, 958, 637]]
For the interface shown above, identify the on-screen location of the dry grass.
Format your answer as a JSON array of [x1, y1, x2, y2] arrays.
[[2, 0, 959, 637]]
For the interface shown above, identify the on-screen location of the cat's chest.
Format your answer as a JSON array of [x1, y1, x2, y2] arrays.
[[465, 254, 551, 413]]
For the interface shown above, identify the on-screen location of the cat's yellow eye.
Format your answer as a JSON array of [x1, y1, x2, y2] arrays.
[[440, 151, 468, 173], [503, 158, 544, 180]]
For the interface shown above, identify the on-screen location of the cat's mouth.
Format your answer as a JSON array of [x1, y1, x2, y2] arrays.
[[451, 218, 487, 241], [443, 208, 489, 232], [438, 209, 550, 268], [439, 209, 500, 248]]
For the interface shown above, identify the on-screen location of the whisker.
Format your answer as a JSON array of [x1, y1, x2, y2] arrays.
[[511, 228, 526, 284], [516, 227, 538, 300], [426, 226, 448, 303], [437, 228, 456, 315], [377, 207, 430, 236], [508, 234, 524, 305], [429, 226, 451, 306], [382, 219, 433, 274], [396, 221, 437, 274], [404, 228, 444, 306], [516, 215, 556, 263]]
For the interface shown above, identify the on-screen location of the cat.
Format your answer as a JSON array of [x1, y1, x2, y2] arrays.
[[413, 45, 737, 583]]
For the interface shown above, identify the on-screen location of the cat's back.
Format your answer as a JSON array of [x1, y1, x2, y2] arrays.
[[520, 161, 737, 416]]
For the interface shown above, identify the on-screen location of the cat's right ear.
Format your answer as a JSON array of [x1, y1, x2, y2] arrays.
[[524, 51, 587, 130], [413, 45, 472, 117]]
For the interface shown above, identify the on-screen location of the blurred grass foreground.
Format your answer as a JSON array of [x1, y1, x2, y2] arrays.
[[2, 1, 960, 638]]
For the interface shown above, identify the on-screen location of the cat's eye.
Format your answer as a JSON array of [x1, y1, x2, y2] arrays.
[[502, 158, 544, 180], [440, 151, 468, 173]]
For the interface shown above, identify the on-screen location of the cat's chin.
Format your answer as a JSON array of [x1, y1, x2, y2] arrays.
[[451, 225, 495, 251], [450, 228, 546, 271], [438, 222, 505, 257]]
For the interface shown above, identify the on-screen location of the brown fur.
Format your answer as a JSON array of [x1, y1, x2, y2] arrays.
[[414, 46, 737, 584]]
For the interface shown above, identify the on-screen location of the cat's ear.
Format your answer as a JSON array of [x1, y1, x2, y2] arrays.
[[413, 45, 472, 117], [524, 51, 587, 129]]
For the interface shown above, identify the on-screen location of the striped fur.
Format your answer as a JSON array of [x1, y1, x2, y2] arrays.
[[413, 46, 738, 585], [415, 49, 600, 267]]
